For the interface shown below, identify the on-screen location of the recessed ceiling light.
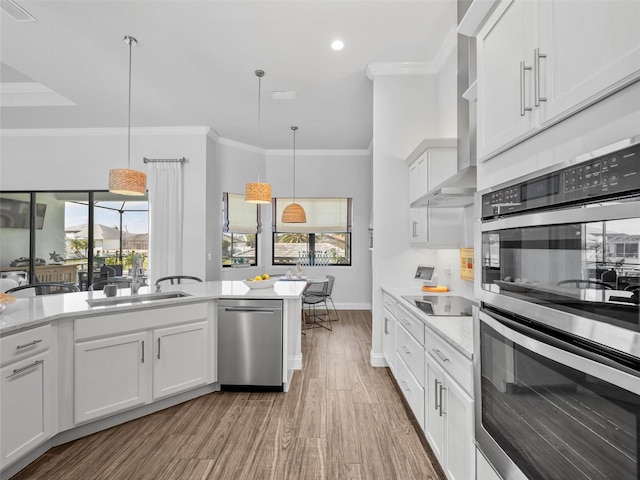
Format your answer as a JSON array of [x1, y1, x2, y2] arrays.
[[331, 40, 344, 51]]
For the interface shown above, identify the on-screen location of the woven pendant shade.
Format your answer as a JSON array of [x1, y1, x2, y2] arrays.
[[282, 202, 307, 223], [245, 181, 272, 204], [109, 168, 147, 196], [109, 35, 147, 196]]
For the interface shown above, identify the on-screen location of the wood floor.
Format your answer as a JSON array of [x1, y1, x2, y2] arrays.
[[12, 311, 445, 480]]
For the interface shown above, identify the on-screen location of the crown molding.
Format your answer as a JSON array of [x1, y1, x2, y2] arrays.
[[0, 126, 212, 137], [265, 148, 371, 157], [366, 25, 457, 81]]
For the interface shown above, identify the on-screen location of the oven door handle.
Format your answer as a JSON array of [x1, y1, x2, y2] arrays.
[[479, 310, 640, 395]]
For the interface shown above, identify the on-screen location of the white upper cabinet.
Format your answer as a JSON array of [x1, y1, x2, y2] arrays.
[[474, 0, 640, 162], [406, 139, 457, 206], [476, 0, 538, 161], [538, 0, 640, 125]]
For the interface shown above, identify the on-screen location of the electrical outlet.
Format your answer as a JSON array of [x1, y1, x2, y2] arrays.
[[207, 253, 212, 261]]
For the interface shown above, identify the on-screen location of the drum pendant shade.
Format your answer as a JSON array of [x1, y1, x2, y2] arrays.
[[244, 70, 272, 204], [109, 35, 146, 196]]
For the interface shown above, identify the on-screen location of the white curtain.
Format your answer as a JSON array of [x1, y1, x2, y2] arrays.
[[148, 162, 183, 285]]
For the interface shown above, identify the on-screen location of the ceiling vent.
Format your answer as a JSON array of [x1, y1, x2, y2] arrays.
[[270, 91, 296, 101], [1, 0, 37, 22]]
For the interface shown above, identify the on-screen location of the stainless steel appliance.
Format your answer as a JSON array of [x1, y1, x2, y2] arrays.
[[217, 299, 283, 390], [402, 295, 474, 316], [476, 136, 640, 480]]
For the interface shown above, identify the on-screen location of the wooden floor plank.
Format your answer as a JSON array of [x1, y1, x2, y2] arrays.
[[10, 310, 445, 480]]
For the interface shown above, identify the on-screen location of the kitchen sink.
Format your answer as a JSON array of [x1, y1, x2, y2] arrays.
[[86, 291, 191, 307]]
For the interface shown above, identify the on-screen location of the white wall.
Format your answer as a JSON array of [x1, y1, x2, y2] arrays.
[[215, 141, 373, 309], [371, 72, 469, 366], [0, 128, 212, 281]]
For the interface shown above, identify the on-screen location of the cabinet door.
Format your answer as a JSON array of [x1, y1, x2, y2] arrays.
[[75, 332, 149, 424], [427, 148, 458, 191], [477, 0, 537, 161], [1, 351, 53, 468], [409, 208, 428, 244], [444, 373, 475, 480], [424, 353, 445, 463], [382, 310, 396, 373], [153, 321, 209, 400], [539, 0, 640, 126], [409, 154, 428, 203]]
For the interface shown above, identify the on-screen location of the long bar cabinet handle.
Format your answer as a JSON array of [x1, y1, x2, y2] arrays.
[[438, 384, 446, 417], [434, 379, 441, 410], [534, 48, 547, 106], [157, 338, 161, 360], [141, 341, 145, 363], [520, 61, 532, 116], [401, 380, 411, 392], [16, 339, 43, 350], [7, 360, 44, 378]]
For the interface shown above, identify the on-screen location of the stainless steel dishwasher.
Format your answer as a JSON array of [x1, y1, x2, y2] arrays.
[[217, 298, 283, 390]]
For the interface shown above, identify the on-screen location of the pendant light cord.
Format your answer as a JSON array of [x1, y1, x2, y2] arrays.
[[126, 36, 136, 170], [256, 70, 263, 182], [292, 126, 297, 202]]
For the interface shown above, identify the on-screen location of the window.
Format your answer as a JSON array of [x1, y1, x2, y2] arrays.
[[222, 193, 258, 267], [0, 191, 148, 290], [272, 197, 352, 266]]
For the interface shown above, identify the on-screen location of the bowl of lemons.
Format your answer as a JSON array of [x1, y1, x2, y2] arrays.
[[242, 274, 277, 289]]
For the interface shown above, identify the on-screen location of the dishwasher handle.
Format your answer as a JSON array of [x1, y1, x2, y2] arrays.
[[222, 307, 279, 314]]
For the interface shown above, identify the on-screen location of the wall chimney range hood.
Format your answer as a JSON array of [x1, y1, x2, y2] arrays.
[[411, 166, 476, 208]]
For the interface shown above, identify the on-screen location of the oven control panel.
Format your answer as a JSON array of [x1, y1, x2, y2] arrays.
[[482, 142, 640, 219]]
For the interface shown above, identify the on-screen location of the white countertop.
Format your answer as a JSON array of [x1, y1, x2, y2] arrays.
[[382, 287, 476, 359], [1, 280, 307, 336]]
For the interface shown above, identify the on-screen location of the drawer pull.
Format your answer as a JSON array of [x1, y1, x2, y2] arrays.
[[432, 349, 450, 363], [399, 317, 411, 327], [7, 360, 44, 378], [401, 380, 411, 392], [401, 345, 411, 355], [16, 339, 43, 350]]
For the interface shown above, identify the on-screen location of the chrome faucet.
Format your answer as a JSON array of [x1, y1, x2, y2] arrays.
[[131, 252, 144, 295]]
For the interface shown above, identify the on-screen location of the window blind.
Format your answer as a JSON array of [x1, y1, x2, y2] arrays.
[[274, 197, 351, 233], [223, 193, 259, 234]]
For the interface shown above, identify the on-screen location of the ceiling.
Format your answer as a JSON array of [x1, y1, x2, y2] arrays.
[[0, 0, 457, 150]]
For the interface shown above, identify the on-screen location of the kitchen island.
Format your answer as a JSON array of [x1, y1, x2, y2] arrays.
[[0, 280, 306, 478]]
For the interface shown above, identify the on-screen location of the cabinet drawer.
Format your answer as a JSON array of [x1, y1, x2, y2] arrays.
[[75, 302, 209, 340], [424, 328, 473, 396], [396, 322, 424, 387], [396, 305, 424, 346], [1, 324, 52, 366], [395, 352, 424, 429], [382, 291, 397, 317]]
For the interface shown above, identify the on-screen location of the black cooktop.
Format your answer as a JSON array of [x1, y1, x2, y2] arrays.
[[402, 295, 474, 316]]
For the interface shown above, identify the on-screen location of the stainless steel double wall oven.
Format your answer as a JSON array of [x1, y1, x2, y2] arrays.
[[476, 137, 640, 480]]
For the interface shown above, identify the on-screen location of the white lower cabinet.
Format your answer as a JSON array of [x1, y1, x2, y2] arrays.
[[395, 353, 425, 428], [425, 344, 475, 480], [1, 350, 54, 469], [74, 332, 150, 423], [74, 303, 212, 424], [382, 309, 397, 373], [152, 321, 208, 400]]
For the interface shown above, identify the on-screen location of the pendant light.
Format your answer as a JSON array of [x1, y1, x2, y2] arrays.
[[109, 35, 147, 196], [282, 126, 307, 223], [245, 69, 272, 204]]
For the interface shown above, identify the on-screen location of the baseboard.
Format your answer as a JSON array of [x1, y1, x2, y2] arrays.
[[334, 302, 371, 310], [370, 351, 388, 367], [291, 353, 303, 370]]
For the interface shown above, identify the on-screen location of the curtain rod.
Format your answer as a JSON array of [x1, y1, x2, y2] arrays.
[[143, 157, 186, 164]]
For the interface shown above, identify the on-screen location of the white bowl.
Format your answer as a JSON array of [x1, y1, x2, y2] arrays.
[[242, 277, 277, 289]]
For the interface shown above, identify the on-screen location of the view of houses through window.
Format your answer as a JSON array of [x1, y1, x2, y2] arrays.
[[0, 192, 148, 290]]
